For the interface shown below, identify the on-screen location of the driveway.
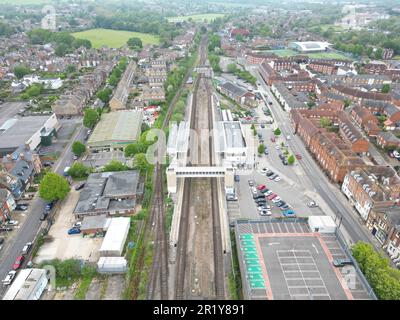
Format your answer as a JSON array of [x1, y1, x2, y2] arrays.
[[34, 189, 102, 263]]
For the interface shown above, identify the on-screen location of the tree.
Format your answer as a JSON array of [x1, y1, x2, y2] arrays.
[[68, 162, 91, 179], [344, 99, 351, 109], [251, 124, 257, 136], [102, 160, 128, 172], [72, 141, 86, 156], [55, 43, 69, 57], [258, 144, 265, 155], [108, 74, 119, 86], [96, 88, 112, 103], [134, 153, 149, 173], [227, 63, 238, 73], [13, 65, 31, 79], [127, 37, 143, 49], [319, 117, 332, 128], [83, 109, 99, 128], [39, 172, 70, 202], [274, 128, 281, 136], [288, 155, 295, 165], [382, 84, 391, 94]]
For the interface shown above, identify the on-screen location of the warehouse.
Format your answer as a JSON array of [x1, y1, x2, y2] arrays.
[[289, 41, 332, 53], [0, 114, 60, 156], [87, 110, 143, 152], [99, 217, 131, 257], [3, 269, 48, 300]]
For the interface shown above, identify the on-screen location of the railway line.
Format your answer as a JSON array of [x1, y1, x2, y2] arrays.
[[174, 36, 225, 299]]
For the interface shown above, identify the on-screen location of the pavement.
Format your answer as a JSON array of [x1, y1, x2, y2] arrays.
[[0, 118, 86, 298]]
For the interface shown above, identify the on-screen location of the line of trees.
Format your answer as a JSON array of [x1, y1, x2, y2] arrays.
[[27, 29, 92, 57]]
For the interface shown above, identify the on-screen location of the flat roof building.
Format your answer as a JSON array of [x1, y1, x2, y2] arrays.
[[0, 114, 59, 156], [74, 171, 143, 218], [3, 269, 48, 300], [99, 217, 131, 257], [289, 41, 332, 53], [87, 110, 143, 152]]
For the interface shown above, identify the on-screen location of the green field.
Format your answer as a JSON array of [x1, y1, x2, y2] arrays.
[[264, 49, 350, 60], [168, 13, 225, 23], [72, 28, 160, 49]]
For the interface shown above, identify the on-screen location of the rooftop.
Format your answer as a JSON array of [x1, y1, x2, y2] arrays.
[[88, 110, 143, 146]]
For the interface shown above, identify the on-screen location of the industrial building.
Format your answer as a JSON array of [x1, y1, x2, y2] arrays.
[[73, 171, 143, 218], [97, 257, 127, 274], [87, 110, 143, 152], [215, 121, 247, 165], [3, 269, 48, 300], [289, 41, 332, 53], [0, 114, 60, 156], [99, 217, 131, 257]]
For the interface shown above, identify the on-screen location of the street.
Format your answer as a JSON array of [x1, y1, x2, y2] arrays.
[[0, 120, 85, 297], [253, 71, 379, 247]]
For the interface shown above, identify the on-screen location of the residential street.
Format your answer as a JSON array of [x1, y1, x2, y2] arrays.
[[0, 122, 85, 298], [253, 69, 381, 248]]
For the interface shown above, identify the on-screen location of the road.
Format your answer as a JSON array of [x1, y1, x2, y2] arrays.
[[251, 68, 379, 247], [0, 123, 85, 297]]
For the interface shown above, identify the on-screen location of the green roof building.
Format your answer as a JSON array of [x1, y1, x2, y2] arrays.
[[87, 110, 143, 152]]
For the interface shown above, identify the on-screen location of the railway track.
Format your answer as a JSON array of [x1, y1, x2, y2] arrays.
[[174, 35, 225, 299]]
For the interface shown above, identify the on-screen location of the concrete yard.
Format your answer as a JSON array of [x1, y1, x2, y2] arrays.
[[34, 189, 102, 264], [235, 220, 372, 300]]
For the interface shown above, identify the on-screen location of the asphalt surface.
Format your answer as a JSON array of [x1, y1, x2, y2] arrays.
[[0, 122, 85, 297], [254, 73, 377, 247]]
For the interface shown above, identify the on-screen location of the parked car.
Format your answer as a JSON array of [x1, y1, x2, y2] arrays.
[[332, 258, 353, 267], [12, 255, 24, 270], [272, 196, 282, 203], [45, 201, 55, 211], [260, 188, 269, 194], [42, 161, 54, 167], [73, 221, 82, 228], [286, 135, 291, 140], [234, 175, 240, 182], [0, 238, 4, 251], [282, 209, 296, 217], [251, 187, 258, 194], [15, 204, 28, 211], [276, 201, 286, 207], [264, 148, 269, 155], [295, 154, 302, 160], [68, 227, 81, 235], [261, 168, 269, 173], [274, 176, 281, 182], [5, 220, 18, 226], [260, 124, 265, 128], [267, 194, 277, 200], [22, 242, 33, 255], [39, 212, 48, 221], [253, 193, 265, 200], [280, 204, 290, 211], [270, 136, 276, 143], [226, 194, 238, 201], [307, 201, 318, 208], [75, 183, 85, 191], [257, 184, 266, 190], [265, 190, 273, 196], [248, 180, 255, 187], [275, 145, 280, 150], [73, 154, 78, 160], [0, 227, 13, 232], [266, 171, 274, 177], [269, 174, 278, 180], [2, 271, 17, 286], [260, 210, 272, 216]]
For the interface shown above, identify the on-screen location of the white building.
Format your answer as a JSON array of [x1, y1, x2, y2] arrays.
[[99, 217, 131, 257], [215, 121, 247, 166], [11, 75, 63, 90], [289, 41, 332, 53], [3, 269, 48, 300]]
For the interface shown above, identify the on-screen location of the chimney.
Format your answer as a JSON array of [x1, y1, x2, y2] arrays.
[[6, 154, 11, 161], [20, 153, 25, 161], [24, 143, 30, 151]]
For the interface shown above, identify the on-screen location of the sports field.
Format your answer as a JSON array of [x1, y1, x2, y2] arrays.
[[72, 28, 160, 49], [264, 49, 350, 60], [168, 13, 225, 23]]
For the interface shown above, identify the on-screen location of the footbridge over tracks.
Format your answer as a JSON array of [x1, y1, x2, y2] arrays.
[[166, 165, 234, 193]]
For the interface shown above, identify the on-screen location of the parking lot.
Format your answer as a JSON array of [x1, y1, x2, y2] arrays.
[[236, 220, 372, 300], [34, 189, 102, 264]]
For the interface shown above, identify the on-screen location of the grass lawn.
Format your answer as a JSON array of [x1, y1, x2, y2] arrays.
[[264, 49, 350, 60], [168, 13, 225, 23], [72, 28, 160, 49]]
